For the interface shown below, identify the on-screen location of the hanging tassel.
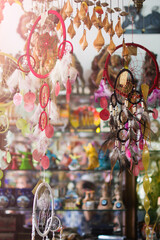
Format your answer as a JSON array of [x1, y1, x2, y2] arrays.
[[66, 77, 72, 103], [55, 81, 60, 97]]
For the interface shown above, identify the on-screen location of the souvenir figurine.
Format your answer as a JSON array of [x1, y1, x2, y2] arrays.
[[84, 143, 99, 170], [82, 190, 95, 210], [98, 183, 112, 209], [112, 185, 124, 210]]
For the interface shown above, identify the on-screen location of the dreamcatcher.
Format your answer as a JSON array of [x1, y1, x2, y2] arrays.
[[99, 41, 159, 171], [32, 181, 62, 240], [98, 41, 159, 238]]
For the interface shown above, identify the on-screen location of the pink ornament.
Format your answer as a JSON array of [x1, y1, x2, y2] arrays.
[[45, 124, 54, 138], [139, 139, 144, 150], [41, 155, 50, 169], [99, 109, 110, 120], [126, 149, 131, 159], [13, 93, 23, 106], [24, 91, 36, 104], [100, 97, 108, 109], [133, 165, 139, 176], [32, 149, 43, 162], [152, 108, 158, 119], [24, 103, 34, 112], [55, 81, 60, 97], [66, 78, 72, 95], [138, 160, 144, 171], [132, 144, 138, 153]]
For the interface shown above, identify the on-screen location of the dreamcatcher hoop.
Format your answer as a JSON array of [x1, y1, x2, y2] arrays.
[[58, 40, 73, 59], [17, 54, 36, 73], [103, 43, 159, 95], [26, 10, 66, 79], [32, 181, 54, 238]]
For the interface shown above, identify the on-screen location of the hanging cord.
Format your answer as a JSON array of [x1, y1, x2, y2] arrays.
[[132, 16, 134, 43]]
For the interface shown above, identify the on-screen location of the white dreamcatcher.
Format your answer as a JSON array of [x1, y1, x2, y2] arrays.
[[32, 181, 62, 240]]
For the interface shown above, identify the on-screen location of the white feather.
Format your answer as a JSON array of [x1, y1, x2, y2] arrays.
[[0, 150, 8, 170], [30, 104, 42, 125], [48, 100, 59, 124], [37, 132, 49, 154], [49, 59, 62, 87], [5, 131, 15, 147], [7, 69, 23, 92]]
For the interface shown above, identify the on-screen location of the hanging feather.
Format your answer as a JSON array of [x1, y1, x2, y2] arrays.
[[109, 147, 120, 175], [100, 131, 117, 152], [5, 131, 15, 147], [0, 150, 8, 170], [30, 104, 42, 125], [7, 69, 23, 92], [141, 83, 149, 102], [49, 58, 62, 89], [37, 132, 50, 155], [119, 152, 130, 174], [48, 100, 59, 125]]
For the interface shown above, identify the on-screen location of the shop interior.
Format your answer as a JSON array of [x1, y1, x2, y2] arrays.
[[0, 0, 160, 239]]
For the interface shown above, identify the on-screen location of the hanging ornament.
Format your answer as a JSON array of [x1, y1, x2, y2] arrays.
[[91, 7, 99, 26], [79, 2, 87, 21], [13, 92, 23, 106], [103, 13, 110, 33], [73, 8, 81, 28], [6, 151, 11, 163], [107, 36, 116, 55], [67, 19, 76, 39], [39, 111, 47, 131], [152, 108, 158, 119], [24, 91, 36, 104], [79, 29, 88, 51], [66, 77, 72, 103], [41, 155, 50, 169], [39, 83, 50, 109], [84, 12, 92, 30], [115, 16, 124, 38], [65, 0, 73, 17], [108, 20, 115, 37], [93, 29, 105, 52], [45, 124, 54, 138], [32, 149, 43, 162], [55, 81, 60, 97]]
